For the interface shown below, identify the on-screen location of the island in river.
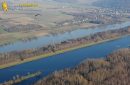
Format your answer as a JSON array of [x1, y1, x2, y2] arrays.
[[0, 26, 130, 69], [35, 48, 130, 85], [1, 0, 130, 85]]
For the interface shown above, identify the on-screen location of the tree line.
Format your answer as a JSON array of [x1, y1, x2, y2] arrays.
[[35, 48, 130, 85], [0, 26, 130, 66]]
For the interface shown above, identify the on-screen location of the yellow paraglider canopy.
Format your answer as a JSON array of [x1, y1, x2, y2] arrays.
[[2, 1, 8, 12]]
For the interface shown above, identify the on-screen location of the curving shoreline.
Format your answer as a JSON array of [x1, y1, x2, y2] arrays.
[[35, 48, 130, 85], [0, 71, 41, 85], [0, 27, 130, 69], [0, 35, 126, 69]]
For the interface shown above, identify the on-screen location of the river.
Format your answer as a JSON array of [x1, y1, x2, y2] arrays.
[[0, 21, 130, 53], [0, 35, 130, 85]]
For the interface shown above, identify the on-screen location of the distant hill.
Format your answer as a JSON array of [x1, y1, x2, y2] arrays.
[[35, 48, 130, 85], [53, 0, 77, 3], [53, 0, 98, 5], [53, 0, 130, 9], [93, 0, 130, 9]]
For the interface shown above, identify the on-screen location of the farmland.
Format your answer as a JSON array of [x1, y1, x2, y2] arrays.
[[0, 0, 130, 45]]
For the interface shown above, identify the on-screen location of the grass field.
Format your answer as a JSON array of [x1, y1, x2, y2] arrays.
[[0, 0, 127, 45], [0, 0, 75, 45]]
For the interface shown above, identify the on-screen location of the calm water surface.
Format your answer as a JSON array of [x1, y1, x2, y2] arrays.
[[0, 35, 130, 85], [0, 21, 130, 53]]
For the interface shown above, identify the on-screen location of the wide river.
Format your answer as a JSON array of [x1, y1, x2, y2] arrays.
[[0, 21, 130, 53], [0, 35, 130, 85]]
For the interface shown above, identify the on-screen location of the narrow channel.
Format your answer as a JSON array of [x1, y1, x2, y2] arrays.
[[0, 35, 130, 85], [0, 21, 130, 53]]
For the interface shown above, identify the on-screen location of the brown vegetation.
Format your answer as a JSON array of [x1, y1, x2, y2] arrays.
[[0, 27, 130, 67], [35, 48, 130, 85], [3, 24, 43, 32], [0, 71, 41, 85]]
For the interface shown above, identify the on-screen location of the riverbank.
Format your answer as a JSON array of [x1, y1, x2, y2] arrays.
[[1, 21, 130, 53], [0, 71, 41, 85], [0, 35, 126, 70], [0, 26, 130, 69], [35, 48, 130, 85], [0, 21, 130, 47]]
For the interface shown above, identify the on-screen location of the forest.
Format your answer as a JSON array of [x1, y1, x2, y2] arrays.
[[35, 48, 130, 85]]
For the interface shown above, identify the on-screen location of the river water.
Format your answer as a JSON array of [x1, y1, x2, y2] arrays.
[[0, 35, 130, 85], [0, 21, 130, 53]]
